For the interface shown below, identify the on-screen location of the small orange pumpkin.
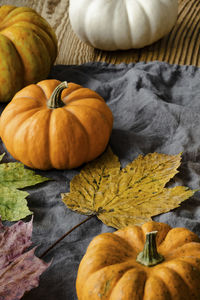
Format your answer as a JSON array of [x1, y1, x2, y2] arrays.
[[0, 80, 113, 170], [76, 221, 200, 300]]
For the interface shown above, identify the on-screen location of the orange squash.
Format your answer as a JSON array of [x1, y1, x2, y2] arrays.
[[0, 80, 113, 170], [0, 5, 57, 102], [76, 221, 200, 300]]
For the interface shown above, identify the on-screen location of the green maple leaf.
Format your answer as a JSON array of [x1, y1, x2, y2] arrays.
[[0, 153, 49, 221]]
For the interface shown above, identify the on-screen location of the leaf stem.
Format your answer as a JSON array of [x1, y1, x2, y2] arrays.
[[39, 215, 95, 258]]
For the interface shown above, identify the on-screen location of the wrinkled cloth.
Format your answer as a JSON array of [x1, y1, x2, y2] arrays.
[[1, 61, 200, 300]]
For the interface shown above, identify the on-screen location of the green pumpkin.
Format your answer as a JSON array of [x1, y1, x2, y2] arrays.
[[0, 5, 57, 102]]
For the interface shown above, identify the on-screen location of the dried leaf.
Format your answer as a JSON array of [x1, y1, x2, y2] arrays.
[[0, 154, 49, 221], [62, 148, 196, 229], [0, 218, 50, 300]]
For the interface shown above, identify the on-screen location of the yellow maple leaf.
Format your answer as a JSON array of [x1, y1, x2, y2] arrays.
[[61, 148, 196, 229]]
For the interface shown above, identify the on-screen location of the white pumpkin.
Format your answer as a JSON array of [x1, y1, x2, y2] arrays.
[[69, 0, 178, 50]]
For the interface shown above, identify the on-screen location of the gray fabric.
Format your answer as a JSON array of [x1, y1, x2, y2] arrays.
[[1, 61, 200, 299]]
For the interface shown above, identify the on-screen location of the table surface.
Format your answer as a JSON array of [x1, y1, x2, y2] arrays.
[[1, 0, 200, 66]]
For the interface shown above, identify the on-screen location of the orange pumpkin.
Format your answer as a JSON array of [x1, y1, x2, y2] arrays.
[[0, 5, 57, 102], [0, 80, 113, 170], [76, 221, 200, 300]]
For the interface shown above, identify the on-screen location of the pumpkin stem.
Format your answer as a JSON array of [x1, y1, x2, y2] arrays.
[[47, 81, 68, 109], [136, 231, 164, 267]]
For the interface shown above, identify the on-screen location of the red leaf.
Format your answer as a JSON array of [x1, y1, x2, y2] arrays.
[[0, 218, 50, 300]]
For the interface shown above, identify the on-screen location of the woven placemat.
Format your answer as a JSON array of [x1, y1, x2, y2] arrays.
[[139, 0, 200, 66], [1, 0, 199, 66]]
